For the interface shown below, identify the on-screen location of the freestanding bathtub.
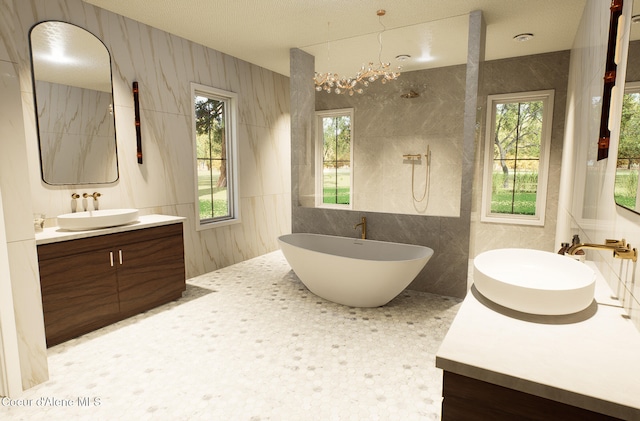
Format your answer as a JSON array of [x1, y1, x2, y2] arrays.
[[278, 233, 434, 307]]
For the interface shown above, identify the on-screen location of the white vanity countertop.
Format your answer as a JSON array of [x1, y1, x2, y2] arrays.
[[35, 214, 186, 245], [436, 261, 640, 420]]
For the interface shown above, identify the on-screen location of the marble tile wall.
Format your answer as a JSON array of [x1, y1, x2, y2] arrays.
[[470, 51, 570, 256], [0, 0, 291, 393], [557, 0, 640, 329], [2, 0, 291, 276], [0, 119, 33, 399], [0, 57, 48, 391], [290, 11, 485, 300], [0, 195, 13, 398], [290, 49, 317, 210], [0, 0, 290, 276], [314, 65, 466, 217], [35, 81, 117, 184]]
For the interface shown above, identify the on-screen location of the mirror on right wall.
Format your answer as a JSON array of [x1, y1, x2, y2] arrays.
[[615, 8, 640, 213]]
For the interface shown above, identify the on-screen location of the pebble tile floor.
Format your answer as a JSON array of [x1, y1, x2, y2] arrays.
[[1, 251, 462, 421]]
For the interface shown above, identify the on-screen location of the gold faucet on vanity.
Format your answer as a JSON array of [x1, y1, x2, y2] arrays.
[[83, 192, 101, 200], [83, 192, 102, 211], [566, 239, 638, 262], [71, 193, 80, 213], [354, 216, 367, 240]]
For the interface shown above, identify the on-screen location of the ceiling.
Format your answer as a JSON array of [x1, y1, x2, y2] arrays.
[[81, 0, 590, 77], [31, 21, 112, 92]]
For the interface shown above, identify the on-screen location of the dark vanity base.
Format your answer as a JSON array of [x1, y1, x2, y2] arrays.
[[441, 371, 622, 421], [38, 223, 186, 347]]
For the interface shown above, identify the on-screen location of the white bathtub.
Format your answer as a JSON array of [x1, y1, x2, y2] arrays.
[[278, 233, 434, 307]]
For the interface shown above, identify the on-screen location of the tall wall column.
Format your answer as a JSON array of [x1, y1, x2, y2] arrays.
[[454, 10, 485, 283], [0, 59, 48, 394]]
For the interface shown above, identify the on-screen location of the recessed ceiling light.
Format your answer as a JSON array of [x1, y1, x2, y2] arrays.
[[395, 54, 411, 61], [513, 33, 534, 42]]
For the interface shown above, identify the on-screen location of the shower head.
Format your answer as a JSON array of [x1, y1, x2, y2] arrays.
[[400, 90, 419, 99]]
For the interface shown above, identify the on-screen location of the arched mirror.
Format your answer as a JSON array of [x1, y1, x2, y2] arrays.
[[29, 21, 118, 185]]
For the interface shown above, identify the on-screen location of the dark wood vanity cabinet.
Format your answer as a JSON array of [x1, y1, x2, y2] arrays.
[[115, 227, 185, 315], [38, 247, 120, 346], [441, 371, 622, 421], [37, 223, 186, 347]]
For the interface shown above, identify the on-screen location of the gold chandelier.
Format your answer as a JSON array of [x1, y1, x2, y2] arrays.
[[314, 10, 401, 96]]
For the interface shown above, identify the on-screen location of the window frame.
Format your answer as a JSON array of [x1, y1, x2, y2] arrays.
[[315, 108, 354, 209], [191, 82, 240, 231], [614, 81, 640, 211], [480, 90, 554, 226]]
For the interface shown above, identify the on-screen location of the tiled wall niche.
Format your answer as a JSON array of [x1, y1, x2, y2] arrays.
[[313, 65, 466, 217]]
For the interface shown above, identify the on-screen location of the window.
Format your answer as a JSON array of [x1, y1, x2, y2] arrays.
[[615, 82, 640, 209], [315, 109, 353, 209], [481, 90, 554, 225], [191, 83, 239, 229]]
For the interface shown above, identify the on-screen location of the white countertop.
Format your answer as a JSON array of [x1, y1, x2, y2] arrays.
[[436, 261, 640, 420], [35, 214, 186, 245]]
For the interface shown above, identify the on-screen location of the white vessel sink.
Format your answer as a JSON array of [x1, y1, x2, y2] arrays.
[[473, 248, 596, 315], [57, 209, 139, 231]]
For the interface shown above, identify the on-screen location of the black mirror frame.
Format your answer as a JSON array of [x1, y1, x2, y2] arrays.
[[28, 20, 119, 185]]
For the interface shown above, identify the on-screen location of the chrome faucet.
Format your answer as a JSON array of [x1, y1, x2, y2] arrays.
[[566, 238, 637, 262], [354, 216, 367, 240]]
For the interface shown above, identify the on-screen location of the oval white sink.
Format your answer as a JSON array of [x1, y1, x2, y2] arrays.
[[57, 209, 139, 231], [474, 248, 596, 315]]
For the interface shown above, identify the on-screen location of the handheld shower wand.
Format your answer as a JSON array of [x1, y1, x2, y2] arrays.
[[411, 145, 431, 202]]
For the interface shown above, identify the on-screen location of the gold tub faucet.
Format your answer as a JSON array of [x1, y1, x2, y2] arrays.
[[354, 217, 367, 240]]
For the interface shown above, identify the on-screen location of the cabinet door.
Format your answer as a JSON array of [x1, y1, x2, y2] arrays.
[[116, 226, 185, 315], [39, 248, 119, 347]]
